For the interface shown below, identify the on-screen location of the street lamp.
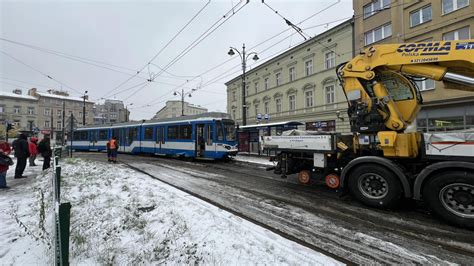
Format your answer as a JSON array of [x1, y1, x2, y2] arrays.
[[173, 88, 195, 116], [228, 43, 259, 126], [82, 90, 88, 126], [125, 103, 133, 122]]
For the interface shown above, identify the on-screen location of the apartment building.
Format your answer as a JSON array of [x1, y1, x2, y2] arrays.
[[27, 88, 95, 142], [153, 100, 208, 120], [353, 0, 474, 131], [0, 89, 38, 131], [93, 99, 129, 125], [226, 19, 353, 133]]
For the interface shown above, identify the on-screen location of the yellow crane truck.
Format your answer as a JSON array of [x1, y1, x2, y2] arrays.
[[263, 39, 474, 228]]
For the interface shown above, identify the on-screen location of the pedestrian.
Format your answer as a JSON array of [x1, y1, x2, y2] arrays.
[[108, 136, 119, 163], [37, 135, 52, 170], [106, 138, 112, 162], [28, 136, 39, 166], [12, 133, 29, 179], [0, 138, 13, 189]]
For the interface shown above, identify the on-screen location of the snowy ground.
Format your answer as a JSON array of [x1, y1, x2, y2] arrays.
[[233, 154, 275, 166], [0, 157, 341, 265]]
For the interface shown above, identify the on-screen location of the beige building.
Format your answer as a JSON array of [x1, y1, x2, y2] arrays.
[[0, 89, 38, 132], [27, 88, 95, 142], [226, 19, 353, 132], [353, 0, 474, 131], [153, 100, 208, 120]]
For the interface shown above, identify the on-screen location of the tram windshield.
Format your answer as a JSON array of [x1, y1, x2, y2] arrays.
[[224, 121, 236, 141]]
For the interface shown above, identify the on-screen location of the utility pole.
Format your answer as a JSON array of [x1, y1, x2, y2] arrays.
[[51, 108, 54, 142], [181, 88, 184, 116], [62, 101, 65, 145], [70, 113, 74, 158], [82, 91, 88, 126]]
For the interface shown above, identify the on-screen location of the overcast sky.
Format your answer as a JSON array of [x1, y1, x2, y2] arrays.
[[0, 0, 353, 120]]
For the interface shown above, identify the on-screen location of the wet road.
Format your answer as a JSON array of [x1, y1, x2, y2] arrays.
[[75, 152, 474, 264]]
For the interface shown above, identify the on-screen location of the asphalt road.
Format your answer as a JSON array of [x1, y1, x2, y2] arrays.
[[75, 152, 474, 264]]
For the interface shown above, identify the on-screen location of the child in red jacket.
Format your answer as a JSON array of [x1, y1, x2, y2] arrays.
[[28, 137, 38, 166]]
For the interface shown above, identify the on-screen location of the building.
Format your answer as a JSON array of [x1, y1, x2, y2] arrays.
[[27, 88, 95, 143], [0, 89, 38, 132], [153, 100, 208, 120], [353, 0, 474, 131], [93, 99, 129, 125], [225, 19, 353, 134]]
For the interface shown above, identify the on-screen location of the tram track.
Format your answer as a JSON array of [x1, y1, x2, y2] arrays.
[[75, 153, 474, 264]]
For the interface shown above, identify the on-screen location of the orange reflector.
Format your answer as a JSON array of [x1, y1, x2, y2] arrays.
[[325, 174, 340, 189], [298, 170, 311, 184]]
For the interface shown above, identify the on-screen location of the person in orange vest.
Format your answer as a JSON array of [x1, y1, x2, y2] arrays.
[[107, 136, 119, 163]]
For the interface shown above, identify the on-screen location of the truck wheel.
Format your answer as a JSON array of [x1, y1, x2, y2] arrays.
[[348, 164, 402, 208], [423, 171, 474, 229]]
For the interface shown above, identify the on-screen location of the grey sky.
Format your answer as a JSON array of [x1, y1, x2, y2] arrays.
[[0, 0, 353, 120]]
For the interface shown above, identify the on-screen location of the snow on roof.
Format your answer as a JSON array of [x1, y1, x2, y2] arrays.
[[36, 91, 94, 103], [0, 91, 37, 101]]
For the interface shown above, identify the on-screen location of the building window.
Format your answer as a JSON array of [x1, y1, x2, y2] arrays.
[[14, 106, 20, 114], [28, 107, 34, 115], [56, 121, 62, 130], [276, 98, 282, 113], [275, 73, 281, 86], [289, 67, 296, 82], [363, 0, 391, 19], [0, 106, 4, 113], [365, 23, 392, 45], [305, 90, 313, 107], [254, 82, 259, 94], [232, 109, 236, 119], [305, 60, 313, 76], [415, 79, 435, 91], [79, 112, 83, 118], [254, 104, 259, 117], [85, 112, 88, 118], [325, 51, 336, 69], [57, 110, 62, 117], [443, 26, 470, 40], [44, 121, 50, 128], [264, 78, 269, 90], [264, 101, 269, 114], [289, 94, 296, 111], [28, 121, 34, 131], [44, 108, 50, 116], [232, 91, 236, 101], [245, 107, 249, 119], [410, 5, 432, 27], [442, 0, 469, 14], [325, 85, 335, 104]]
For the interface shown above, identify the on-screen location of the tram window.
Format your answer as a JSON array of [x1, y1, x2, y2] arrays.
[[144, 127, 154, 140], [129, 127, 138, 140], [76, 131, 88, 141], [224, 122, 236, 141], [179, 125, 192, 140], [73, 131, 81, 141], [112, 129, 119, 138], [98, 129, 108, 140], [216, 122, 224, 141], [168, 126, 178, 140], [90, 131, 97, 142], [206, 124, 213, 145]]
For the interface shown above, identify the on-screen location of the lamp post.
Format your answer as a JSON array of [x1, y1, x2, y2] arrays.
[[125, 103, 133, 122], [228, 43, 259, 126], [82, 90, 88, 126], [173, 88, 196, 116]]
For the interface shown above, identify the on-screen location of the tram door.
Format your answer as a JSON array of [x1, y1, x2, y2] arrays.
[[195, 124, 205, 157], [89, 130, 97, 150], [119, 128, 126, 152], [156, 126, 165, 154]]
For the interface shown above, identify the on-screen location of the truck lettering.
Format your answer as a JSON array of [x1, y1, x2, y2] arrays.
[[397, 42, 450, 55]]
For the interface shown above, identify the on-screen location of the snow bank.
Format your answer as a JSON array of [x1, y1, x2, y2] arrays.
[[1, 158, 341, 265], [233, 155, 275, 166]]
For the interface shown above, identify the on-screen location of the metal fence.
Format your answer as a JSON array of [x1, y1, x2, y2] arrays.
[[52, 147, 71, 266]]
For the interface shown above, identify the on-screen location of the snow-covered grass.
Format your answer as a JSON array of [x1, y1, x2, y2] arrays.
[[0, 158, 341, 265]]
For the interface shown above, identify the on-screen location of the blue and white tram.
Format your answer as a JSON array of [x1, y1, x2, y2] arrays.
[[71, 115, 238, 160]]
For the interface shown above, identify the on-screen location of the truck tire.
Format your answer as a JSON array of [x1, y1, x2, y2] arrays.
[[423, 171, 474, 229], [348, 164, 402, 208]]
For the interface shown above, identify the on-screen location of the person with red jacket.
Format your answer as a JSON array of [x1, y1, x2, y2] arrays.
[[0, 138, 13, 189], [28, 137, 38, 166]]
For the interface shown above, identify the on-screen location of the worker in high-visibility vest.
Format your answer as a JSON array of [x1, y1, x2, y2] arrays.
[[107, 136, 119, 163]]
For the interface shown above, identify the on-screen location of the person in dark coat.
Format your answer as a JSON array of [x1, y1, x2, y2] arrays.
[[37, 136, 52, 170], [12, 133, 30, 178]]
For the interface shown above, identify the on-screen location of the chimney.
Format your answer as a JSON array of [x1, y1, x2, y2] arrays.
[[12, 89, 22, 95], [28, 88, 38, 96]]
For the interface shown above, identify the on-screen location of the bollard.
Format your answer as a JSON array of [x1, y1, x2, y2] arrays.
[[55, 166, 61, 203], [58, 202, 71, 266]]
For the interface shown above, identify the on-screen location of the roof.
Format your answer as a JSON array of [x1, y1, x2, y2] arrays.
[[36, 91, 94, 103], [238, 121, 303, 129], [0, 91, 37, 101]]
